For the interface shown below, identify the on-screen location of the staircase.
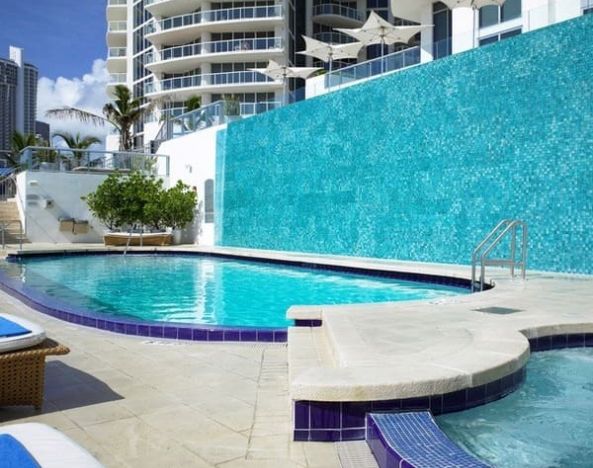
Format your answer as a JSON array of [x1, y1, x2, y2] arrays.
[[0, 199, 28, 248]]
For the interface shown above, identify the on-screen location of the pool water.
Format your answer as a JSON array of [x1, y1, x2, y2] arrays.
[[438, 348, 593, 468], [1, 254, 466, 328]]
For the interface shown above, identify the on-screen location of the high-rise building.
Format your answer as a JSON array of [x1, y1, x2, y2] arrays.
[[0, 47, 38, 155], [106, 0, 587, 148]]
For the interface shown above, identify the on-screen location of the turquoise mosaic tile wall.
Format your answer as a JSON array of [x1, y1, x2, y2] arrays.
[[216, 15, 593, 274]]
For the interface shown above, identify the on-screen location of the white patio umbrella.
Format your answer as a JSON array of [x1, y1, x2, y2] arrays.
[[297, 36, 363, 76], [249, 60, 322, 105], [336, 11, 432, 73]]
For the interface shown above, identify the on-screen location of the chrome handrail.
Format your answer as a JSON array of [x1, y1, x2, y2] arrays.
[[0, 220, 23, 251], [471, 220, 528, 292]]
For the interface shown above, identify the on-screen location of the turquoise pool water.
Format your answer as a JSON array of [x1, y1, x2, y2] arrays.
[[438, 348, 593, 468], [2, 255, 466, 328]]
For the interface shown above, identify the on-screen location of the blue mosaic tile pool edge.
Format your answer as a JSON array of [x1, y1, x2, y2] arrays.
[[367, 412, 490, 468], [293, 366, 526, 442], [0, 257, 286, 343], [0, 250, 472, 343], [293, 335, 593, 442]]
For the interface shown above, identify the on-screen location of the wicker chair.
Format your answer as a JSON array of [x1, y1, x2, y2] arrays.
[[0, 339, 70, 409]]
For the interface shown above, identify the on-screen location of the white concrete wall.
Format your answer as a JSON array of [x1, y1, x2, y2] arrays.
[[20, 171, 111, 244], [158, 124, 224, 246]]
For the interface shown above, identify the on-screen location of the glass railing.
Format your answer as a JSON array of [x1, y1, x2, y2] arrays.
[[313, 31, 356, 44], [109, 73, 127, 83], [147, 71, 275, 93], [147, 5, 283, 34], [146, 37, 282, 64], [108, 0, 127, 6], [108, 47, 127, 58], [324, 46, 420, 89], [108, 21, 127, 32], [155, 100, 282, 141], [19, 147, 169, 177], [312, 4, 362, 22]]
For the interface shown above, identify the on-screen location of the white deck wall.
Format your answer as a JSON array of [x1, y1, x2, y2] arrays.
[[158, 125, 224, 246], [18, 171, 110, 243]]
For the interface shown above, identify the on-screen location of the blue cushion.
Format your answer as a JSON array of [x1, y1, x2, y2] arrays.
[[0, 435, 41, 468], [0, 317, 30, 339]]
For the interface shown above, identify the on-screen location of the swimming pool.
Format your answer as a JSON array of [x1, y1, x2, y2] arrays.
[[0, 253, 467, 330], [438, 348, 593, 468]]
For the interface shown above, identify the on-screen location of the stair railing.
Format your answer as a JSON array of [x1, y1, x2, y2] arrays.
[[0, 220, 24, 251], [471, 219, 528, 292]]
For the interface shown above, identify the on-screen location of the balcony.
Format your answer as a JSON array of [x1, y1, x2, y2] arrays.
[[312, 4, 363, 28], [107, 73, 127, 94], [144, 71, 280, 99], [107, 20, 127, 47], [145, 0, 199, 17], [145, 37, 283, 73], [107, 0, 127, 21], [107, 47, 127, 73], [145, 5, 284, 46]]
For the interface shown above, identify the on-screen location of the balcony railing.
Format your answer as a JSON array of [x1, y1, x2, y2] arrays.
[[155, 99, 281, 142], [146, 5, 283, 34], [109, 73, 127, 83], [312, 4, 362, 21], [324, 46, 420, 89], [108, 0, 127, 5], [108, 47, 127, 58], [146, 71, 276, 94], [108, 21, 127, 32], [146, 37, 283, 64], [313, 31, 356, 44], [19, 147, 169, 178]]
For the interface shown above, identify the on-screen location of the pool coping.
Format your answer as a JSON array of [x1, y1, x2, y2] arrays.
[[0, 247, 475, 344]]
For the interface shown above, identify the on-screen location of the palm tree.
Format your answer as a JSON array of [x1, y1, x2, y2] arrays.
[[9, 132, 39, 168], [185, 95, 201, 112], [53, 132, 101, 167], [45, 85, 154, 151]]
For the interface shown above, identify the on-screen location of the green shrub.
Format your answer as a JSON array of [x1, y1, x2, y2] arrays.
[[84, 172, 197, 232]]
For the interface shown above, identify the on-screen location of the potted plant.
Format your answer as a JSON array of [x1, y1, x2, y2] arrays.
[[85, 173, 197, 246], [158, 181, 197, 245]]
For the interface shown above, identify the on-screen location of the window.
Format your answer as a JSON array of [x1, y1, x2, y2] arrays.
[[479, 0, 521, 28], [479, 28, 521, 46], [204, 179, 214, 223], [433, 2, 452, 59]]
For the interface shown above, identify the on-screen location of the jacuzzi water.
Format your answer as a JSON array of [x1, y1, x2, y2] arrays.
[[1, 254, 466, 328], [438, 348, 593, 468]]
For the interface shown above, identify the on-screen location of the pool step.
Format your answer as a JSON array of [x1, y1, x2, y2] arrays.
[[366, 412, 490, 468]]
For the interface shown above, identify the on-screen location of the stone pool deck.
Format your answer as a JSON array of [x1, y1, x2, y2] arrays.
[[1, 244, 592, 465]]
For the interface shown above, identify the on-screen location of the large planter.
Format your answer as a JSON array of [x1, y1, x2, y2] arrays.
[[103, 232, 172, 247]]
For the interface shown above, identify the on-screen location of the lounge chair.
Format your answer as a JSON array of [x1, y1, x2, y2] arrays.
[[0, 423, 103, 467], [0, 315, 69, 409], [0, 314, 46, 354]]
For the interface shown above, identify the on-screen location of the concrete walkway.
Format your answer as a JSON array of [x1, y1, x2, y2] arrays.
[[0, 292, 340, 467]]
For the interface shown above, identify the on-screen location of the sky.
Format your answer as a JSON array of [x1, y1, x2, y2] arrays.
[[0, 0, 112, 140]]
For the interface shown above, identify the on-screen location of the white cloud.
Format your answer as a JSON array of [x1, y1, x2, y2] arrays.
[[37, 59, 112, 145]]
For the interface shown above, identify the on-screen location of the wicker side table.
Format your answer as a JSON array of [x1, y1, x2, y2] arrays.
[[0, 339, 70, 409]]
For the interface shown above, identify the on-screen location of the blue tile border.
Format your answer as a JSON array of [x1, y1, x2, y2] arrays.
[[0, 250, 474, 343], [292, 366, 526, 442], [0, 257, 285, 344], [294, 334, 593, 442], [367, 412, 490, 468]]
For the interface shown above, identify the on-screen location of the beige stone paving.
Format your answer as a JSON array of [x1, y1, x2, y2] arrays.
[[0, 291, 340, 467]]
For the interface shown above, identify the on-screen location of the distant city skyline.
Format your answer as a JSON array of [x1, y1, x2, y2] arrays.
[[0, 0, 106, 80]]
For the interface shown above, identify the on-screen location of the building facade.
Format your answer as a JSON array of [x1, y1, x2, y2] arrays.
[[106, 0, 590, 149], [0, 47, 38, 155]]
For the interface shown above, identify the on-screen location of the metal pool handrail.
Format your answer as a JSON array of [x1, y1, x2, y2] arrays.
[[471, 219, 528, 292]]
